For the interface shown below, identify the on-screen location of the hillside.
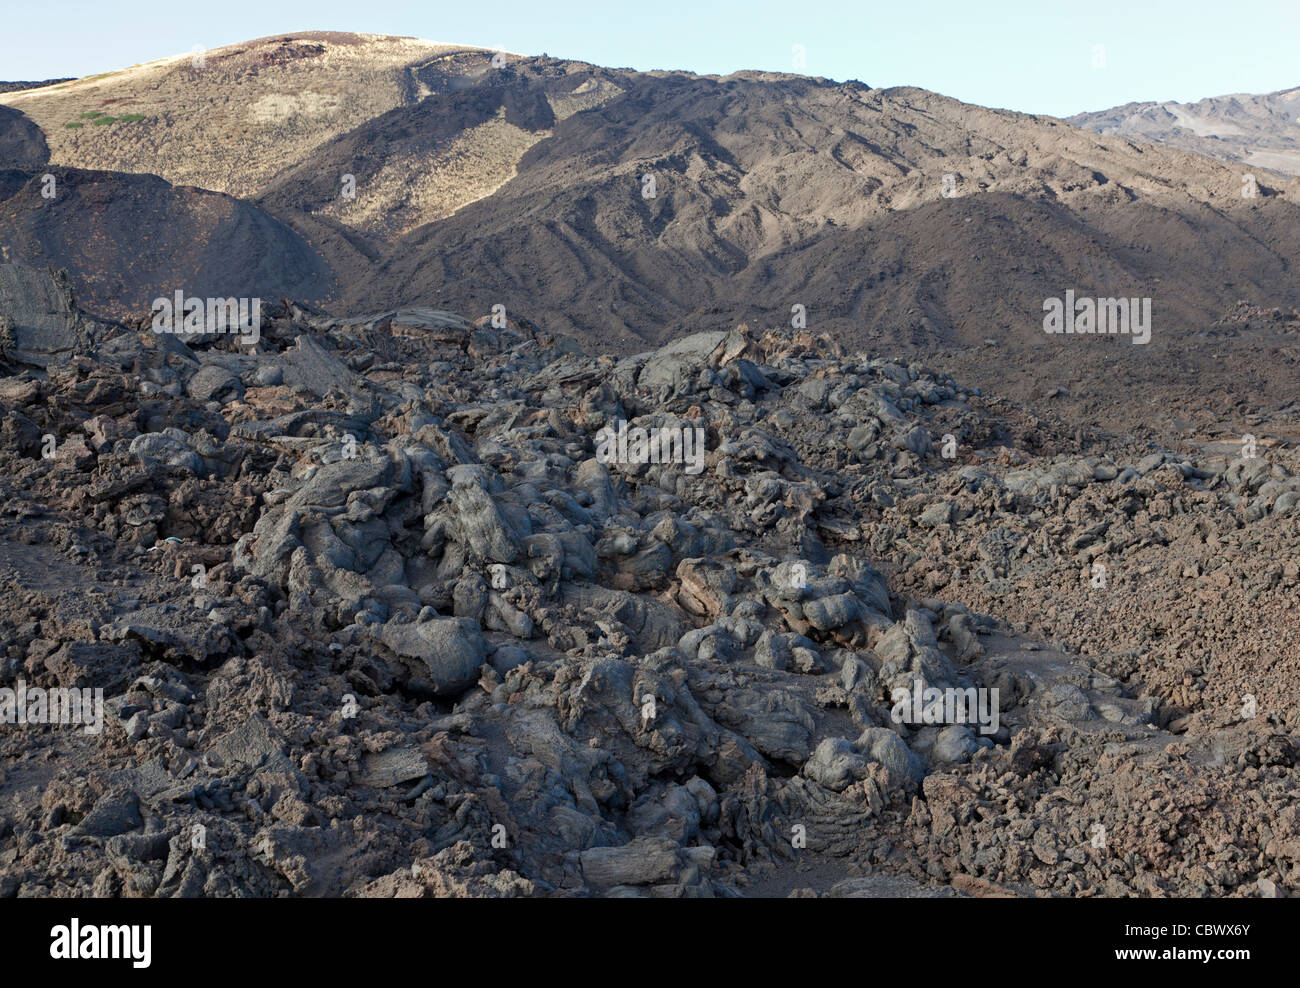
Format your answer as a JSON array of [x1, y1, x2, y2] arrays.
[[1, 33, 1298, 351]]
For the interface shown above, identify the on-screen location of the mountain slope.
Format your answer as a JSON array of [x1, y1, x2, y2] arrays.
[[349, 66, 1300, 350]]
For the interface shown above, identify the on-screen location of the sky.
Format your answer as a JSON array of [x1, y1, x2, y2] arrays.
[[3, 0, 1298, 117]]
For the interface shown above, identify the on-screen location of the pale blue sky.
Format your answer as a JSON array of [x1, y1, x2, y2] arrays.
[[4, 0, 1298, 117]]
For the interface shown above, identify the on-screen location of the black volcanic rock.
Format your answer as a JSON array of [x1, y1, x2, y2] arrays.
[[0, 79, 73, 94], [0, 168, 335, 319], [0, 262, 103, 366], [3, 286, 1299, 898], [0, 104, 49, 170]]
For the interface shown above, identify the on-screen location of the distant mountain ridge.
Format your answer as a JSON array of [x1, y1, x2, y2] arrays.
[[0, 79, 73, 94], [1069, 87, 1300, 177]]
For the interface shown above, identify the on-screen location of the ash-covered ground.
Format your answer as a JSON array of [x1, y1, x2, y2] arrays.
[[1, 265, 1297, 898]]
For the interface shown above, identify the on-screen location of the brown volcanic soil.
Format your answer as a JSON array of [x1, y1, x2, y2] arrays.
[[938, 315, 1300, 441], [0, 35, 483, 199], [258, 66, 558, 240]]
